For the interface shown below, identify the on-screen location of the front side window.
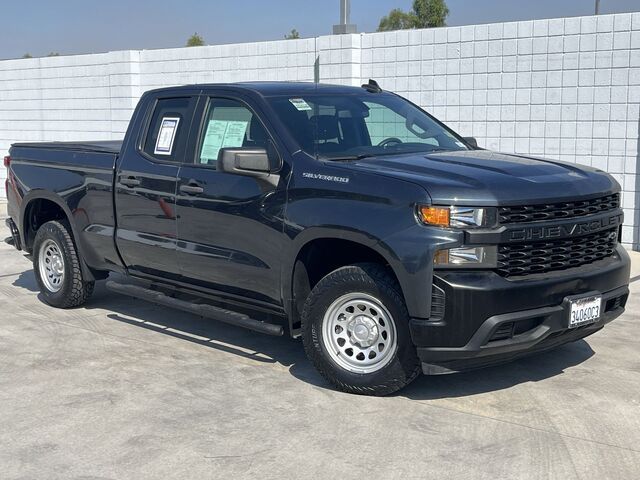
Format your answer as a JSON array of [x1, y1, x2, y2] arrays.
[[197, 98, 270, 167], [143, 97, 194, 161], [267, 92, 468, 160]]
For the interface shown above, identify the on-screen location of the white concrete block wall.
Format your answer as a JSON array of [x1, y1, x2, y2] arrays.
[[359, 13, 640, 245], [317, 34, 362, 86], [138, 38, 317, 90], [0, 12, 638, 248], [0, 50, 142, 194]]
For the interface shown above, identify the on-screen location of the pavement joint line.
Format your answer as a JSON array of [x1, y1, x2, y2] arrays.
[[411, 400, 640, 455], [9, 309, 640, 454], [17, 307, 154, 326], [0, 271, 26, 279], [25, 316, 196, 351], [12, 313, 255, 356]]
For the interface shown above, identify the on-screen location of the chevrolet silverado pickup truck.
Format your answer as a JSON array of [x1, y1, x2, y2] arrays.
[[4, 81, 630, 396]]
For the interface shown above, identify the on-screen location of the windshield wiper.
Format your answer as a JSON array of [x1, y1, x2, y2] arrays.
[[423, 148, 456, 154], [322, 154, 377, 162], [323, 148, 458, 162]]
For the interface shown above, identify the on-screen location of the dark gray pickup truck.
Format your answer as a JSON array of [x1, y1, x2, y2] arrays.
[[4, 81, 630, 395]]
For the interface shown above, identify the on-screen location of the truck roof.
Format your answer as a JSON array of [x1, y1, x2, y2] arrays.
[[148, 81, 370, 97], [11, 83, 376, 153]]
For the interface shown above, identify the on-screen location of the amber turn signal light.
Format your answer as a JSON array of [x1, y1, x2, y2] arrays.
[[418, 206, 450, 227]]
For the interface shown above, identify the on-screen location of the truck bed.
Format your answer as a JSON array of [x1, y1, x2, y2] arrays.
[[7, 139, 124, 273], [11, 140, 123, 155]]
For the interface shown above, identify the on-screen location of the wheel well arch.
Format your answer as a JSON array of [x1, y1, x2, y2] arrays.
[[20, 194, 101, 281], [22, 197, 68, 252], [289, 237, 404, 332]]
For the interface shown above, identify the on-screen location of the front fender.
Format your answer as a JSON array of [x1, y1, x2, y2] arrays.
[[282, 153, 455, 324], [376, 224, 462, 319]]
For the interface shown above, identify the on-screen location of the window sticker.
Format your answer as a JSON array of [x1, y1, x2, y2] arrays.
[[200, 120, 249, 164], [289, 98, 312, 111], [154, 117, 180, 156]]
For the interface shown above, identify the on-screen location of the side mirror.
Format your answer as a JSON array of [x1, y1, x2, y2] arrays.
[[463, 137, 479, 149], [219, 148, 272, 176]]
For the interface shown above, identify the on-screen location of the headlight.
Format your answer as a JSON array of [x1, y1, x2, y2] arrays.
[[417, 205, 497, 228], [434, 246, 498, 268]]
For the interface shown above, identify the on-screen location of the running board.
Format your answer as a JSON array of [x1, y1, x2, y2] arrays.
[[105, 281, 284, 336]]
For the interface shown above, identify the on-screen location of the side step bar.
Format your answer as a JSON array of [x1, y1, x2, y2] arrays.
[[105, 281, 284, 336]]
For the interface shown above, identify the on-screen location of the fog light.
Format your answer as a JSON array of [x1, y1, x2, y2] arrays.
[[434, 246, 497, 268]]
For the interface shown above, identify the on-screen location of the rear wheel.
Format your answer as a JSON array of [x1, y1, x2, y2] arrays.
[[33, 221, 94, 308], [301, 263, 421, 396]]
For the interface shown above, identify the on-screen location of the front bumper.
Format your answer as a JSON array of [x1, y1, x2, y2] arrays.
[[411, 245, 630, 374]]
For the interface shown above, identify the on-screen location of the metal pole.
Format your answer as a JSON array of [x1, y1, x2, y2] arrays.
[[595, 0, 600, 15], [333, 0, 356, 35], [340, 0, 350, 25]]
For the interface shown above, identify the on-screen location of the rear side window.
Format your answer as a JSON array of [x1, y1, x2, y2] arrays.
[[197, 98, 270, 166], [143, 97, 195, 161]]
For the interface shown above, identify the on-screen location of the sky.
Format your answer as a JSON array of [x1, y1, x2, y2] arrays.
[[1, 0, 639, 60]]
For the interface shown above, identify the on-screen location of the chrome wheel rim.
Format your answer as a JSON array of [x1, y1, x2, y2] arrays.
[[322, 293, 398, 374], [38, 239, 65, 293]]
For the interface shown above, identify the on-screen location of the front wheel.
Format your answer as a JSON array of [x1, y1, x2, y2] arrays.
[[33, 221, 95, 308], [301, 263, 421, 396]]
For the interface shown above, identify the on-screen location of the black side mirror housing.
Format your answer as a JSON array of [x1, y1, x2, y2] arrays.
[[219, 148, 272, 176], [463, 137, 479, 149]]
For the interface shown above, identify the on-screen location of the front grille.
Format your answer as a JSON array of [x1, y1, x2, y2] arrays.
[[499, 194, 620, 224], [497, 228, 618, 277]]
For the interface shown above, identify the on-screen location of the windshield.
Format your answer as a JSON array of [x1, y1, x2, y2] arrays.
[[267, 92, 469, 160]]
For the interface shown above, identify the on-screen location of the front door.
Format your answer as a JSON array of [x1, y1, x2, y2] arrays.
[[115, 94, 198, 279], [175, 96, 286, 308]]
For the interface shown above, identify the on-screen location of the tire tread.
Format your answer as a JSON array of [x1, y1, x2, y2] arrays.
[[33, 220, 94, 309], [301, 263, 421, 396]]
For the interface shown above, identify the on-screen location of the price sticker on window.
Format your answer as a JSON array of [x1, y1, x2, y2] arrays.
[[154, 117, 180, 155]]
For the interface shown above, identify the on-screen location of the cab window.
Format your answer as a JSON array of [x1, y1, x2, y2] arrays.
[[267, 93, 468, 160], [143, 97, 196, 162], [364, 102, 439, 147], [197, 98, 270, 167]]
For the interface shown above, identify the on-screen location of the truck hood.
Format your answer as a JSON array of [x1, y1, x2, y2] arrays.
[[343, 150, 620, 206]]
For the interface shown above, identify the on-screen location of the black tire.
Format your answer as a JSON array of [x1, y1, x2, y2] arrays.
[[301, 263, 421, 396], [33, 220, 95, 308]]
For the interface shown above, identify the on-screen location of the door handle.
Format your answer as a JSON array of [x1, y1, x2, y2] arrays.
[[180, 183, 204, 195], [120, 176, 141, 188]]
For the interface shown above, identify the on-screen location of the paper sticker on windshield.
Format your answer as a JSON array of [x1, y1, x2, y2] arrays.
[[289, 98, 312, 111], [154, 117, 180, 155]]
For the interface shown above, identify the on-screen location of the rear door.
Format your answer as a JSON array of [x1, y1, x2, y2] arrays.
[[115, 93, 199, 279], [175, 94, 287, 308]]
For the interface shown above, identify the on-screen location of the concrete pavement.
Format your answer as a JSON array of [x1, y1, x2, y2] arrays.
[[0, 216, 638, 480]]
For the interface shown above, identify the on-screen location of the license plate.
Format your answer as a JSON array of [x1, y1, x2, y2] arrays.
[[568, 295, 602, 328]]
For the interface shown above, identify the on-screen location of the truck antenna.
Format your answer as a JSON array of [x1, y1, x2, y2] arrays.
[[362, 79, 382, 93]]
